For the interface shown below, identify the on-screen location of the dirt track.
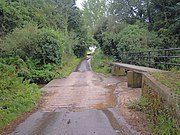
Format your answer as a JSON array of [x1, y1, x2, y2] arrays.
[[9, 58, 144, 135]]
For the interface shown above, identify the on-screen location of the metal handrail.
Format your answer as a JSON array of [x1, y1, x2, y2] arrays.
[[120, 48, 180, 70]]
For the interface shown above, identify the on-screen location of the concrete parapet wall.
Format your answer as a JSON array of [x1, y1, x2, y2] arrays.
[[112, 65, 126, 76]]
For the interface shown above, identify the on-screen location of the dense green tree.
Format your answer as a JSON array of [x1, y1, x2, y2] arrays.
[[103, 0, 180, 49], [110, 0, 145, 23], [0, 0, 29, 36], [82, 0, 110, 34], [0, 0, 90, 83]]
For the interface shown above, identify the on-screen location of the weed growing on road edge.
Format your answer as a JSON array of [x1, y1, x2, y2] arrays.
[[127, 96, 180, 135], [127, 97, 149, 111]]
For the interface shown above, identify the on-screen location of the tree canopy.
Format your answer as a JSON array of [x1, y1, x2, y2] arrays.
[[82, 0, 179, 57], [0, 0, 92, 84]]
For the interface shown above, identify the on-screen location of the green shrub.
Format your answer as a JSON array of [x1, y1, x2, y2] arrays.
[[0, 24, 62, 65], [94, 24, 161, 62], [73, 44, 87, 58], [0, 0, 30, 36], [117, 25, 152, 53], [91, 49, 112, 74], [100, 32, 119, 59], [30, 64, 58, 84], [0, 24, 67, 83], [0, 57, 58, 84], [0, 63, 40, 129]]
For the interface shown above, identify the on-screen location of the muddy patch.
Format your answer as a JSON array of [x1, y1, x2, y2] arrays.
[[94, 74, 152, 135], [92, 84, 117, 110], [115, 78, 153, 135]]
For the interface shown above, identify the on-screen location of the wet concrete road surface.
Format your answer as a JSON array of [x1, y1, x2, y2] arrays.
[[10, 58, 141, 135]]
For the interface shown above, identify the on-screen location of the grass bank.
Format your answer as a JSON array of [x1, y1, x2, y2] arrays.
[[151, 70, 180, 95], [56, 56, 80, 78], [91, 49, 113, 75]]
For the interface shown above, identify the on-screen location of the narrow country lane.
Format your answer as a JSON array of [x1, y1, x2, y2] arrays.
[[9, 58, 141, 135]]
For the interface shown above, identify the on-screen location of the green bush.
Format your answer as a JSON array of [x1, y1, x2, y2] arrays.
[[0, 0, 30, 36], [91, 49, 112, 74], [117, 25, 151, 53], [101, 32, 118, 56], [0, 57, 58, 84], [0, 63, 40, 129], [72, 35, 88, 58], [30, 64, 58, 84], [0, 24, 62, 65], [0, 26, 83, 83], [94, 24, 161, 62], [73, 44, 87, 58]]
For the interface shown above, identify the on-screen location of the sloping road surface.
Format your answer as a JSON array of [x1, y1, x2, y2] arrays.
[[10, 57, 141, 135]]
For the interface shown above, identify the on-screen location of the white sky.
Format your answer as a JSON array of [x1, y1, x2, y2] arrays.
[[76, 0, 86, 9]]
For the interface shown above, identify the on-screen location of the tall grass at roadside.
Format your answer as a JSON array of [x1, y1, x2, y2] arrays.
[[91, 49, 113, 75], [56, 56, 80, 77], [127, 96, 180, 135]]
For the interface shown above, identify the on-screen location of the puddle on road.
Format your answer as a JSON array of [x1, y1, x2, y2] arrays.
[[92, 84, 117, 110], [91, 81, 139, 135], [103, 109, 131, 135]]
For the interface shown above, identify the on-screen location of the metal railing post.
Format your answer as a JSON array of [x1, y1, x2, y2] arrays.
[[148, 51, 151, 67], [164, 50, 167, 69]]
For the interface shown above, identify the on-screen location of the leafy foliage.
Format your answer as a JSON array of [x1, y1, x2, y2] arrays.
[[91, 0, 179, 61], [82, 0, 109, 34], [0, 57, 56, 84], [73, 44, 87, 58], [94, 23, 161, 61], [116, 25, 158, 52], [110, 0, 180, 48], [0, 24, 62, 65], [0, 63, 40, 129], [0, 0, 88, 130], [91, 49, 112, 74], [100, 32, 119, 60]]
